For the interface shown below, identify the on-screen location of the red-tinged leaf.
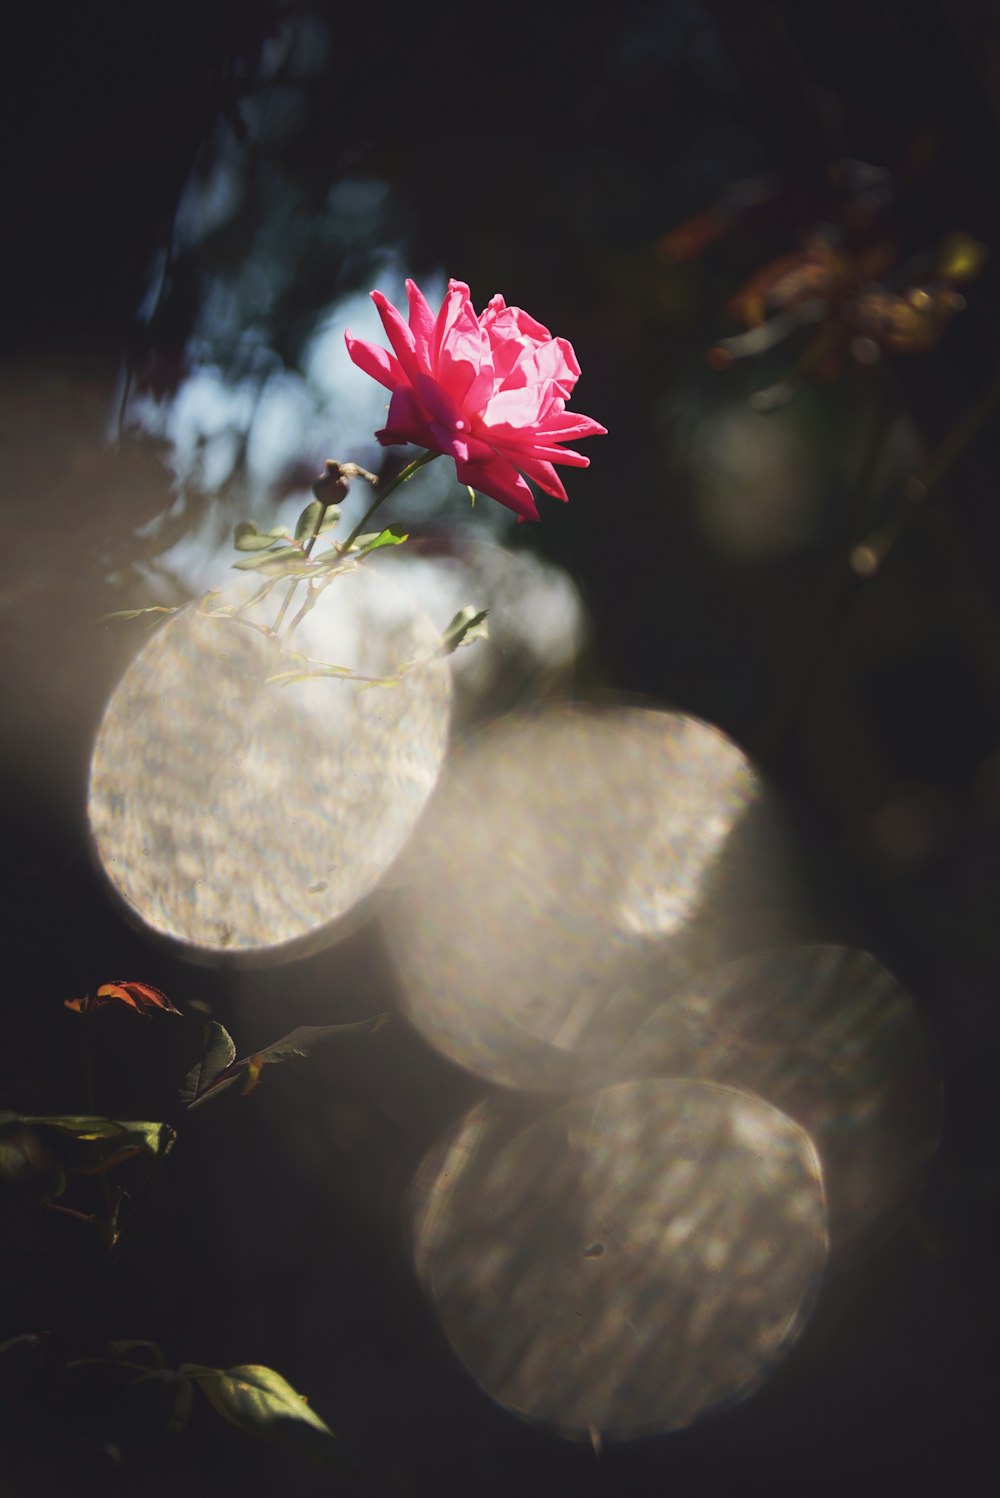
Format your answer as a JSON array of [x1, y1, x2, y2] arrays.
[[186, 1015, 389, 1109], [241, 1054, 264, 1097], [65, 981, 182, 1017], [97, 981, 182, 1015]]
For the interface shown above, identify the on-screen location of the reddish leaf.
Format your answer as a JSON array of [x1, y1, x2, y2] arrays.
[[65, 982, 182, 1017]]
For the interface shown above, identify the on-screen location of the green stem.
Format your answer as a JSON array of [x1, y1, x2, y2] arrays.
[[270, 498, 331, 634], [270, 451, 439, 636], [340, 449, 439, 553]]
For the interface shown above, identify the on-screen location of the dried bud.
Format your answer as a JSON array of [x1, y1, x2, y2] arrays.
[[312, 460, 351, 507]]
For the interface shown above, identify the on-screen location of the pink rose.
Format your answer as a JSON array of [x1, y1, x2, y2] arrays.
[[345, 279, 606, 520]]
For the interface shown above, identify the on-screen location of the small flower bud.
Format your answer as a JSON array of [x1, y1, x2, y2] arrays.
[[312, 460, 351, 506]]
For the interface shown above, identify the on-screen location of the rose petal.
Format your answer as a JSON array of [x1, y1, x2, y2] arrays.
[[371, 290, 421, 383], [376, 386, 436, 449], [510, 454, 569, 502], [351, 277, 604, 518], [344, 332, 405, 392], [534, 412, 609, 442], [437, 291, 491, 408], [432, 281, 475, 367], [481, 386, 550, 429], [413, 370, 466, 431], [406, 279, 437, 366], [491, 437, 591, 469], [454, 449, 540, 520]]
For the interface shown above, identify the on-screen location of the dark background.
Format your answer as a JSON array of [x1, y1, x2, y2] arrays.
[[2, 1, 999, 1493]]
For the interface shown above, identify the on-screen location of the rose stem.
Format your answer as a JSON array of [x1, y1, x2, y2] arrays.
[[272, 449, 439, 635]]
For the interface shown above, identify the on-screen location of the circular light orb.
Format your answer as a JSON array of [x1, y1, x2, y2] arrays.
[[89, 566, 450, 960], [411, 1078, 827, 1439], [610, 944, 942, 1249], [388, 706, 763, 1090]]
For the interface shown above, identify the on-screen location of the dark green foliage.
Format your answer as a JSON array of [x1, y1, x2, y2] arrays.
[[185, 1015, 389, 1108], [293, 499, 341, 541], [177, 1020, 237, 1105]]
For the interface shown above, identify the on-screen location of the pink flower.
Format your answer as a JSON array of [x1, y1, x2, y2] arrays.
[[345, 279, 606, 520]]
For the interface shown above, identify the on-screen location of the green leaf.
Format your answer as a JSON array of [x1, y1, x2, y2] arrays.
[[466, 485, 476, 507], [353, 524, 408, 556], [294, 499, 341, 541], [182, 1363, 335, 1445], [256, 1016, 389, 1066], [440, 606, 489, 654], [178, 1020, 237, 1105], [0, 1113, 175, 1161], [231, 547, 312, 573], [186, 1016, 388, 1109], [233, 521, 292, 551]]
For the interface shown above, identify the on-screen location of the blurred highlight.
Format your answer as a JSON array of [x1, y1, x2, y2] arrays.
[[88, 567, 450, 959], [397, 706, 942, 1436], [411, 1080, 826, 1439], [388, 708, 765, 1091], [609, 944, 941, 1249]]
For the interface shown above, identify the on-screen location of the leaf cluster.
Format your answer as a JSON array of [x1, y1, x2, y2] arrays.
[[1, 982, 388, 1475], [0, 1334, 340, 1463]]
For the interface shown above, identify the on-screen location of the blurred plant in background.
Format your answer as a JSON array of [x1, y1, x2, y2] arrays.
[[659, 162, 993, 581], [661, 170, 986, 387]]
